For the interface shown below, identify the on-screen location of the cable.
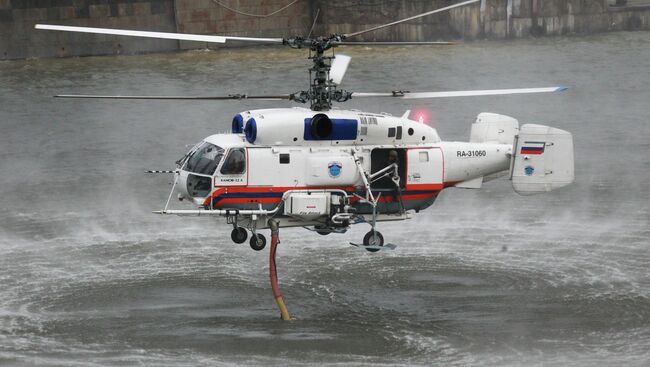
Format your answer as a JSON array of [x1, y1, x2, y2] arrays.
[[307, 8, 320, 38], [211, 0, 299, 18]]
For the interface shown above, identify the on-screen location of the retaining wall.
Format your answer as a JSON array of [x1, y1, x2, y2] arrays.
[[314, 0, 650, 40], [0, 0, 178, 59], [1, 0, 650, 60], [174, 0, 312, 50]]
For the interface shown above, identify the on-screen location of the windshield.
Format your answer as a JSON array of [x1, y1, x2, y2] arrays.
[[183, 142, 224, 175]]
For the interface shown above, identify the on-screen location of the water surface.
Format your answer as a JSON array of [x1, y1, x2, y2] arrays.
[[1, 32, 649, 366]]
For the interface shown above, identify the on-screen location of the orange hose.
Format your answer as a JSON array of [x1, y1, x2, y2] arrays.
[[269, 223, 290, 320]]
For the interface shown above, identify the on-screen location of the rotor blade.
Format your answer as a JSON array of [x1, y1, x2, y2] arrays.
[[335, 41, 455, 46], [402, 87, 568, 99], [54, 94, 292, 101], [352, 87, 568, 99], [35, 24, 284, 44], [344, 0, 480, 39], [330, 54, 351, 85]]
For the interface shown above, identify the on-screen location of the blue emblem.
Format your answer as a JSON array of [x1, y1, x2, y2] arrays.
[[524, 166, 535, 176], [328, 161, 342, 178]]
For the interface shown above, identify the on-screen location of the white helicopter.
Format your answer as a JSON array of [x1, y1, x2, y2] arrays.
[[35, 0, 574, 253]]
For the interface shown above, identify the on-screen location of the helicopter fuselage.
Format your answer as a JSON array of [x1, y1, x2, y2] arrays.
[[174, 108, 512, 224]]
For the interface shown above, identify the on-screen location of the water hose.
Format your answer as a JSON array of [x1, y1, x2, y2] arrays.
[[268, 219, 291, 320]]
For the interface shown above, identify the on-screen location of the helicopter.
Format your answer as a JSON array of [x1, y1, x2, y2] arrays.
[[35, 0, 574, 253]]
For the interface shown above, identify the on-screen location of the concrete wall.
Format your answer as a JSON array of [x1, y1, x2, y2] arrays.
[[0, 0, 178, 59], [314, 0, 650, 40], [313, 0, 462, 41], [174, 0, 312, 50], [1, 0, 650, 60]]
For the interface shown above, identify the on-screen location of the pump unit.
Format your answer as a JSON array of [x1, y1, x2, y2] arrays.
[[284, 192, 331, 219]]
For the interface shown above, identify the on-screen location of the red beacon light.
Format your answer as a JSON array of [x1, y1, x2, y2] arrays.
[[410, 108, 431, 125]]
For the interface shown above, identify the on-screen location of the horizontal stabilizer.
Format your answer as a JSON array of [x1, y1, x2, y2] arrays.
[[455, 176, 483, 189]]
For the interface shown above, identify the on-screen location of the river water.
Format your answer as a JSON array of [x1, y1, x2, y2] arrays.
[[1, 31, 649, 366]]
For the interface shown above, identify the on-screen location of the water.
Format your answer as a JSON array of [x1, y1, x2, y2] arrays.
[[1, 32, 649, 366]]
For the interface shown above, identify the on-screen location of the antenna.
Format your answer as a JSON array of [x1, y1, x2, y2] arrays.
[[307, 8, 320, 39]]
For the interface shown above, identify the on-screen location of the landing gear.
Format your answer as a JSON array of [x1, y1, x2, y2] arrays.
[[250, 233, 267, 251], [315, 225, 331, 236], [362, 230, 384, 252], [231, 227, 248, 244]]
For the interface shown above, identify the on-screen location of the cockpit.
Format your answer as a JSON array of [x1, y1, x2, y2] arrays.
[[184, 142, 224, 175], [179, 142, 224, 198], [177, 140, 247, 201]]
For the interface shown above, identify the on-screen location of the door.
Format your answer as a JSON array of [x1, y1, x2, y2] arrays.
[[370, 148, 407, 189], [214, 147, 248, 187], [406, 148, 443, 189]]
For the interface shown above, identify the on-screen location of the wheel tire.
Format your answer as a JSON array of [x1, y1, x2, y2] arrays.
[[249, 233, 267, 251], [315, 225, 330, 236], [363, 230, 384, 252], [231, 227, 248, 244]]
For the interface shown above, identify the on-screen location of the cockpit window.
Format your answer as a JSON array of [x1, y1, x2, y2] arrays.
[[220, 148, 246, 175], [183, 142, 224, 175]]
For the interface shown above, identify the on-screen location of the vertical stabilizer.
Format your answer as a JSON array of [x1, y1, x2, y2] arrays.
[[511, 124, 574, 195]]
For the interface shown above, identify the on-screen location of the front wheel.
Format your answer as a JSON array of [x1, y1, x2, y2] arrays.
[[249, 233, 267, 251], [231, 227, 248, 244], [362, 230, 384, 252]]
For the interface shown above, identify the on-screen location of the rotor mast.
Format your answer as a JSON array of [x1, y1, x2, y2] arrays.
[[309, 42, 332, 111], [284, 35, 350, 111]]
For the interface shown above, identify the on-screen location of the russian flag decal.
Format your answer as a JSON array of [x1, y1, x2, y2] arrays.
[[520, 141, 545, 155]]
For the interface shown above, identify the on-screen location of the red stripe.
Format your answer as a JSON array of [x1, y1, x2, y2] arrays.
[[203, 185, 357, 206], [217, 198, 282, 205], [520, 149, 543, 155], [212, 192, 440, 206], [405, 183, 444, 191]]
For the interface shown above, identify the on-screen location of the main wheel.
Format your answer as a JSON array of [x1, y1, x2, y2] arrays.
[[362, 230, 384, 252], [249, 233, 267, 251], [231, 227, 248, 244], [315, 225, 330, 236]]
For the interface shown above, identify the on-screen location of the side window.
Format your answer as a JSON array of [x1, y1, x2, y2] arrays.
[[388, 127, 396, 137], [419, 151, 429, 162], [220, 148, 246, 175], [279, 153, 290, 164]]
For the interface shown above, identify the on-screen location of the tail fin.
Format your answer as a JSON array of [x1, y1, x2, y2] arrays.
[[511, 124, 574, 195], [470, 112, 519, 144]]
